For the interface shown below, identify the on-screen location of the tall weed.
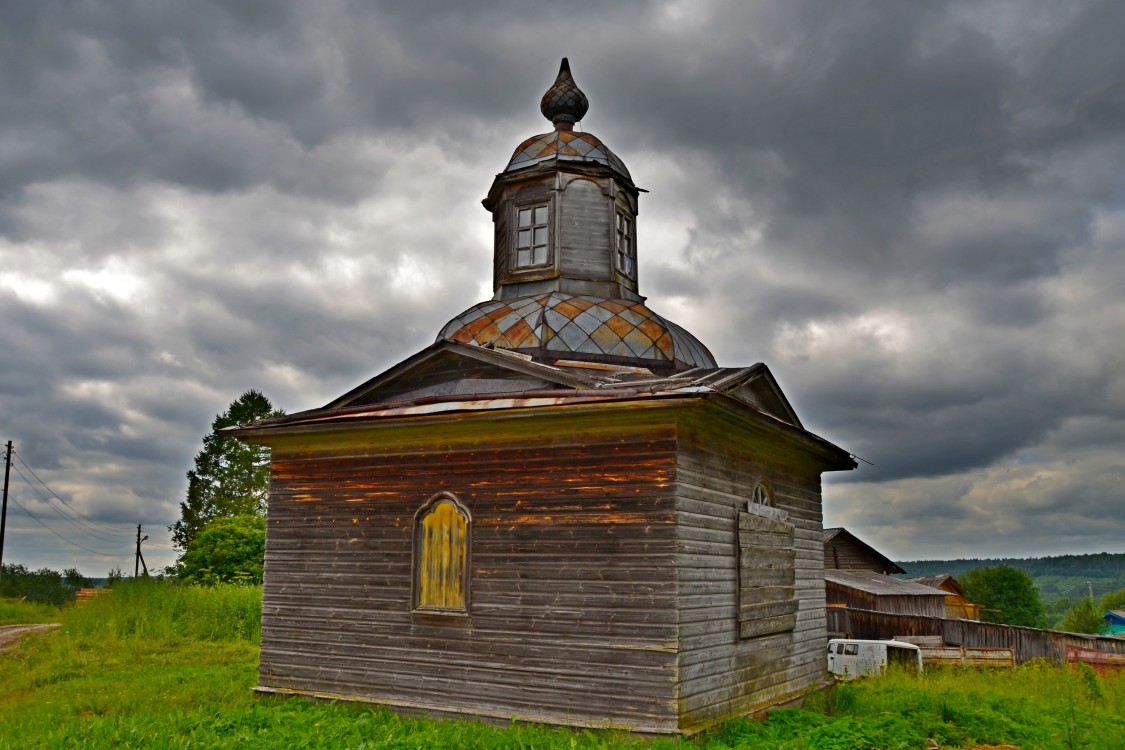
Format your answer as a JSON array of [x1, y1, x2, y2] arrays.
[[0, 598, 60, 625], [61, 578, 262, 647]]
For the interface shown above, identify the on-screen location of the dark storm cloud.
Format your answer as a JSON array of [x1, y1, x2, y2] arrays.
[[1, 0, 1123, 570]]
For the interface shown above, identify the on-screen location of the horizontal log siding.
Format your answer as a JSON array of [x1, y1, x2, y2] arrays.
[[260, 408, 681, 733], [824, 539, 894, 572], [674, 406, 831, 733]]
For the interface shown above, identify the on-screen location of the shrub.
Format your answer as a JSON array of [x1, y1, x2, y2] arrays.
[[0, 564, 90, 605], [176, 515, 266, 585]]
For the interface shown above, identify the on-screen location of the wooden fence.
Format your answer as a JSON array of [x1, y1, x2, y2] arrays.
[[827, 607, 1125, 665]]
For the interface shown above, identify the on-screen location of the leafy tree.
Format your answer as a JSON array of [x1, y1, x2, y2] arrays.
[[176, 515, 266, 585], [0, 564, 90, 604], [170, 390, 282, 551], [1061, 597, 1107, 635], [1099, 588, 1125, 613], [961, 565, 1047, 628]]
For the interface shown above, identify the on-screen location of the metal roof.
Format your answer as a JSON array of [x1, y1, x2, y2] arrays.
[[908, 574, 967, 597], [438, 292, 715, 372], [505, 130, 631, 179], [226, 341, 852, 470], [825, 570, 948, 597]]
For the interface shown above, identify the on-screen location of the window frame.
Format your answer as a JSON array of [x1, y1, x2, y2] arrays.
[[750, 480, 774, 508], [615, 209, 635, 279], [511, 202, 552, 271], [411, 492, 472, 616]]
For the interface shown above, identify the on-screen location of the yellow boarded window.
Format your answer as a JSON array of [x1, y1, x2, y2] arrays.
[[413, 494, 470, 613]]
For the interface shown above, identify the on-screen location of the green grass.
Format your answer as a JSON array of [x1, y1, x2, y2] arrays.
[[1, 580, 1124, 749], [0, 598, 61, 625]]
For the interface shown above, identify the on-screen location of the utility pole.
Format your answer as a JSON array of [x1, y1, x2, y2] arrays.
[[0, 441, 12, 583], [135, 524, 149, 577]]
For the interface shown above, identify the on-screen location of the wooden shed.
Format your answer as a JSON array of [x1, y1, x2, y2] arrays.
[[230, 60, 855, 735], [824, 570, 947, 618], [908, 574, 982, 621], [823, 527, 905, 574]]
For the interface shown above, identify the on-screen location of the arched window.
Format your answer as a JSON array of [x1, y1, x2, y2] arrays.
[[413, 493, 471, 614], [750, 480, 773, 508]]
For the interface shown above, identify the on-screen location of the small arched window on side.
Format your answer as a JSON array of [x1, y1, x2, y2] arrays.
[[413, 493, 471, 615], [750, 480, 773, 508]]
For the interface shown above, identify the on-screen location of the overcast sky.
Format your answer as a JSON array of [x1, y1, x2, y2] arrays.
[[1, 0, 1123, 576]]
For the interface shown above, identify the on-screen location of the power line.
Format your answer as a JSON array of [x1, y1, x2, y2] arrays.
[[11, 449, 135, 537], [11, 450, 169, 540], [13, 452, 138, 532], [9, 464, 133, 544], [8, 450, 178, 551], [8, 493, 131, 558]]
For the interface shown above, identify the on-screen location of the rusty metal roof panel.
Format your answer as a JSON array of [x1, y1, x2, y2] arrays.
[[505, 131, 631, 179], [825, 570, 948, 597], [438, 292, 716, 372]]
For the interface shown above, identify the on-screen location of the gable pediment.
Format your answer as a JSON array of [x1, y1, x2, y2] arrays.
[[703, 365, 802, 429], [327, 341, 593, 409]]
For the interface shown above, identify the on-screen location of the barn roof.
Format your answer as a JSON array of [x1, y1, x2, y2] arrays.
[[825, 570, 948, 598], [908, 574, 968, 598], [822, 527, 906, 574]]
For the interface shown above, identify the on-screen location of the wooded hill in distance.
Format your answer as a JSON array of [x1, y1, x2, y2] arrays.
[[898, 552, 1125, 604]]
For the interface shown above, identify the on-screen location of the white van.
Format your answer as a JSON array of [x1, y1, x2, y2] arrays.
[[827, 638, 923, 680]]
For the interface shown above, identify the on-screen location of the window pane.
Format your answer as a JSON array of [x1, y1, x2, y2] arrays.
[[517, 229, 531, 248], [518, 208, 531, 227], [517, 249, 531, 266], [533, 227, 546, 246], [534, 206, 548, 225], [533, 246, 547, 265], [623, 236, 631, 256]]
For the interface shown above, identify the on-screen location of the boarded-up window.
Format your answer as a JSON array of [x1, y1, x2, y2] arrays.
[[737, 490, 797, 639], [413, 493, 471, 614]]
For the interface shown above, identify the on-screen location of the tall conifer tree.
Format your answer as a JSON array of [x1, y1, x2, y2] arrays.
[[170, 390, 283, 551]]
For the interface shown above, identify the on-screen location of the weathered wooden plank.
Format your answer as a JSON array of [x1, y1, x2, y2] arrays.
[[559, 178, 612, 279], [739, 548, 796, 569], [738, 599, 800, 620], [738, 567, 795, 587], [739, 614, 799, 639], [738, 512, 795, 536]]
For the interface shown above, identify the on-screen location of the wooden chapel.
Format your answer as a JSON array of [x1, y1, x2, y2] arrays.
[[231, 59, 855, 735]]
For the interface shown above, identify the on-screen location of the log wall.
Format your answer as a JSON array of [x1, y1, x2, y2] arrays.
[[673, 406, 832, 733], [824, 583, 946, 618], [259, 407, 683, 733]]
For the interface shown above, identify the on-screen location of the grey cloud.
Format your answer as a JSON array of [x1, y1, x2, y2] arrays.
[[1, 0, 1123, 572]]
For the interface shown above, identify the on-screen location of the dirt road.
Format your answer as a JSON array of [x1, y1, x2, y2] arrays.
[[0, 624, 60, 651]]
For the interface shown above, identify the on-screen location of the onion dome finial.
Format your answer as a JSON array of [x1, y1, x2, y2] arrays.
[[540, 58, 589, 131]]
